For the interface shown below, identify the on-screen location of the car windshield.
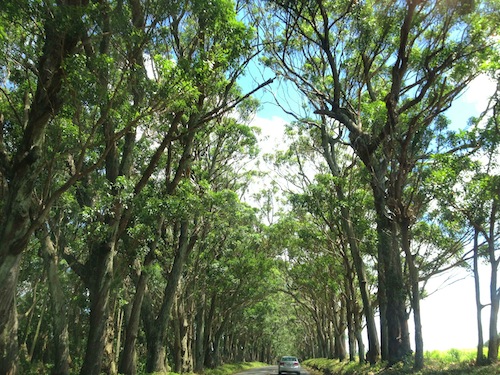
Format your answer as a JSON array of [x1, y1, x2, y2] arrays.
[[282, 357, 298, 361]]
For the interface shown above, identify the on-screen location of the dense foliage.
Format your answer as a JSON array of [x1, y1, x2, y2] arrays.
[[0, 0, 499, 374]]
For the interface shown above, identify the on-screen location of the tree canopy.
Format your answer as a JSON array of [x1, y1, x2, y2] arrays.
[[0, 0, 499, 374]]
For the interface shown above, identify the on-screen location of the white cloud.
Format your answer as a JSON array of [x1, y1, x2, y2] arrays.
[[462, 74, 496, 114], [251, 114, 289, 154]]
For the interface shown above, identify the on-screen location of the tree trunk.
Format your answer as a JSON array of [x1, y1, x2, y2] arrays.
[[178, 295, 193, 373], [212, 318, 230, 367], [345, 290, 356, 362], [102, 296, 118, 375], [0, 255, 20, 375], [401, 218, 423, 369], [203, 293, 217, 367], [29, 299, 47, 361], [320, 125, 380, 363], [473, 228, 486, 365], [80, 242, 115, 375], [193, 292, 206, 373], [488, 241, 499, 362], [372, 178, 410, 364], [40, 229, 71, 375], [354, 308, 365, 365], [119, 248, 155, 375], [146, 221, 198, 373], [172, 297, 183, 374], [335, 301, 347, 361]]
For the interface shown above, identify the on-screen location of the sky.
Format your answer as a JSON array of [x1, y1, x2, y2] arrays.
[[247, 72, 498, 351]]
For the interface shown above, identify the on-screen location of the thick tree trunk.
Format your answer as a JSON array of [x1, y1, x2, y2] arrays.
[[178, 296, 193, 372], [172, 292, 193, 373], [80, 242, 115, 375], [0, 255, 20, 375], [371, 171, 410, 364], [332, 298, 347, 361], [40, 230, 71, 375]]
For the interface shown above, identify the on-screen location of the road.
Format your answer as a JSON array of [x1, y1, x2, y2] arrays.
[[235, 366, 309, 375]]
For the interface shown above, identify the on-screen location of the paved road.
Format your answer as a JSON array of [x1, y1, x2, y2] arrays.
[[235, 366, 309, 375]]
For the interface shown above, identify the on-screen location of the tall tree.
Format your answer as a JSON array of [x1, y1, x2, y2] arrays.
[[0, 2, 89, 372], [260, 0, 498, 365]]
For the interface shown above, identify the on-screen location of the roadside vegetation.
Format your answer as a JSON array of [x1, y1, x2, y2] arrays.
[[303, 351, 500, 374]]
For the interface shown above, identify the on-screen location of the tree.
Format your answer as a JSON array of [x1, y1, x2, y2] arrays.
[[428, 82, 500, 363], [260, 0, 498, 366], [0, 2, 90, 372], [1, 0, 270, 373]]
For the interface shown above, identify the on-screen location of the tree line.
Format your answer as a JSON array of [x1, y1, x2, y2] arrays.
[[0, 0, 499, 374]]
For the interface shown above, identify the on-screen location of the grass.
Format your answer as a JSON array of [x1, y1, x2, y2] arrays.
[[302, 349, 500, 375]]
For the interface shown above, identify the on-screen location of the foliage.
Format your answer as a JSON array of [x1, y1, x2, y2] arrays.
[[303, 353, 500, 375], [2, 0, 500, 373]]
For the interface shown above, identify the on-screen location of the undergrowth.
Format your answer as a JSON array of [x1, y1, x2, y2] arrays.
[[302, 349, 500, 374]]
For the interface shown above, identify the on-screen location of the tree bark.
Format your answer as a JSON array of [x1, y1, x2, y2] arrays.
[[0, 255, 20, 375], [118, 254, 154, 375], [80, 241, 116, 375], [473, 228, 486, 365], [371, 170, 410, 364], [40, 228, 71, 375], [203, 293, 217, 367], [401, 218, 423, 369], [146, 221, 198, 373], [488, 217, 500, 363], [320, 124, 380, 363], [193, 292, 206, 372]]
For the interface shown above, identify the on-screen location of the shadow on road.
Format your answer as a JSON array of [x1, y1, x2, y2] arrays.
[[235, 366, 308, 375]]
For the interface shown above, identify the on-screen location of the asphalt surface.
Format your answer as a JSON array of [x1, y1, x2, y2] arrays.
[[235, 366, 309, 375]]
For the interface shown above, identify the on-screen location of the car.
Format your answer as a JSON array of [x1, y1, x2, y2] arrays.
[[278, 356, 301, 375]]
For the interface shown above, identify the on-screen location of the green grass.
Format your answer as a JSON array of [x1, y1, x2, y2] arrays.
[[302, 349, 500, 375]]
